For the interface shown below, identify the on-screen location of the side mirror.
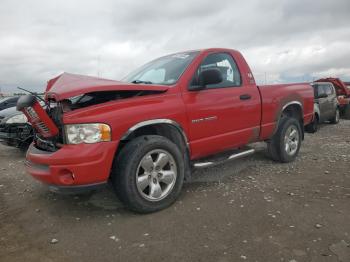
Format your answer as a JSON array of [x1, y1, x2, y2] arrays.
[[199, 68, 223, 86], [317, 93, 328, 98], [189, 68, 223, 91]]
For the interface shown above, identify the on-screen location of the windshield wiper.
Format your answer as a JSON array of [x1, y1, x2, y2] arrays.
[[131, 80, 153, 84]]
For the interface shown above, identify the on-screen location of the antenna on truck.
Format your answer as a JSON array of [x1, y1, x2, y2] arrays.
[[17, 87, 47, 105]]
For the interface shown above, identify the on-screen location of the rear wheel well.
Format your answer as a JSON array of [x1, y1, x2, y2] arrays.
[[283, 104, 302, 120], [279, 103, 304, 138]]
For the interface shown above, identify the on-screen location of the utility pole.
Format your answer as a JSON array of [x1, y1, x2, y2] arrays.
[[97, 54, 101, 78]]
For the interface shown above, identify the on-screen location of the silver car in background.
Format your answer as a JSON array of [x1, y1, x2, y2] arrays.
[[305, 82, 339, 133]]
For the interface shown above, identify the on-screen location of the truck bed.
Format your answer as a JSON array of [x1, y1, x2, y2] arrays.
[[258, 83, 314, 140]]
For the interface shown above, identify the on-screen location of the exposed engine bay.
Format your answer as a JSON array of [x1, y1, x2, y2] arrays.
[[56, 90, 165, 112], [31, 90, 165, 152]]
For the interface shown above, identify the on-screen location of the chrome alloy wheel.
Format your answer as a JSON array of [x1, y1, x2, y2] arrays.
[[284, 125, 299, 156], [136, 149, 177, 201]]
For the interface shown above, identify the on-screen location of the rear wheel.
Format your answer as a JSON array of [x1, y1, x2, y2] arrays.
[[267, 116, 302, 163], [111, 135, 185, 213], [330, 108, 340, 124], [305, 115, 318, 133], [343, 105, 350, 120]]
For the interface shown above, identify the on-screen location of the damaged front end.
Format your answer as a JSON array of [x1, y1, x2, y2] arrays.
[[17, 72, 168, 152], [17, 95, 62, 151], [17, 72, 169, 189], [17, 90, 166, 152]]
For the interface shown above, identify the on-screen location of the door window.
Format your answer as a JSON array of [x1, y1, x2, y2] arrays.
[[313, 85, 325, 97], [324, 85, 334, 95], [191, 53, 241, 89], [317, 85, 327, 97]]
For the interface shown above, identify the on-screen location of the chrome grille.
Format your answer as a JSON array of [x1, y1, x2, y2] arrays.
[[37, 122, 50, 133], [35, 134, 57, 152], [24, 107, 50, 135], [26, 107, 39, 120]]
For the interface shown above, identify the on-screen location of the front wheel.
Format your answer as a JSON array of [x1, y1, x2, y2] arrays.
[[111, 135, 185, 213], [330, 108, 340, 124], [267, 117, 302, 163]]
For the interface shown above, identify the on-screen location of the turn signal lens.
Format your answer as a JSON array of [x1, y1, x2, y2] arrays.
[[100, 124, 111, 141]]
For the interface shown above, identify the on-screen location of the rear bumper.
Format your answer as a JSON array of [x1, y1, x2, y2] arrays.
[[25, 141, 119, 187]]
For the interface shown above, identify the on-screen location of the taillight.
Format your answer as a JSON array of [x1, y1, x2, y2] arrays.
[[17, 95, 59, 138]]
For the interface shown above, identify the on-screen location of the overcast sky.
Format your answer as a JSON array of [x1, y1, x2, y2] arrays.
[[0, 0, 349, 93]]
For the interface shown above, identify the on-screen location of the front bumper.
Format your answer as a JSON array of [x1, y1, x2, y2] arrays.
[[25, 141, 119, 189], [0, 131, 13, 140], [48, 182, 107, 194], [0, 123, 33, 147]]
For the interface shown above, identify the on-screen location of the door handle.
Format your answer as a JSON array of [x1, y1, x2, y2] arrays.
[[240, 94, 251, 100]]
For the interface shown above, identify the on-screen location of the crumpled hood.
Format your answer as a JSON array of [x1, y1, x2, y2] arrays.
[[45, 72, 169, 101]]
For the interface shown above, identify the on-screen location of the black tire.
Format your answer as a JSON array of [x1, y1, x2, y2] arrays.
[[344, 105, 350, 120], [111, 135, 185, 213], [305, 115, 318, 133], [330, 108, 340, 124], [267, 116, 302, 163]]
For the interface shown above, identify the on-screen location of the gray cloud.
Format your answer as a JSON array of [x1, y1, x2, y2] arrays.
[[0, 0, 349, 93]]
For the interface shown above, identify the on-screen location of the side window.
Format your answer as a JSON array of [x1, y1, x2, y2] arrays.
[[326, 85, 334, 95], [191, 53, 241, 89], [322, 84, 332, 96], [318, 85, 326, 97]]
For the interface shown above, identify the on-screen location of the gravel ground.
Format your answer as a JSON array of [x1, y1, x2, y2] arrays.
[[1, 120, 350, 262]]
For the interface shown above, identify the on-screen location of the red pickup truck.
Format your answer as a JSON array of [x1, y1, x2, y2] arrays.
[[18, 48, 314, 213]]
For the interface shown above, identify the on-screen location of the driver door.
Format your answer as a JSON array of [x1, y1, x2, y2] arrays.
[[182, 52, 261, 159]]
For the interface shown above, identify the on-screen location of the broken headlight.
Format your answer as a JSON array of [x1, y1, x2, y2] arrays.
[[65, 123, 111, 144]]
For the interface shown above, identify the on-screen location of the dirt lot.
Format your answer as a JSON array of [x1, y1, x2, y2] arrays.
[[1, 121, 350, 262]]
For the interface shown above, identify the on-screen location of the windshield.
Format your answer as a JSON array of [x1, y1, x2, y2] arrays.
[[122, 51, 199, 85]]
